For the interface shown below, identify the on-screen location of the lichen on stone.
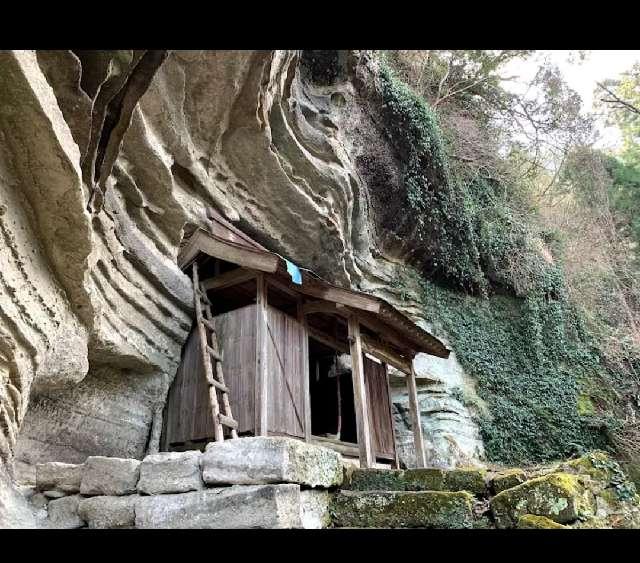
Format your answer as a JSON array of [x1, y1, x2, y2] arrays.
[[490, 472, 595, 528], [517, 514, 569, 529]]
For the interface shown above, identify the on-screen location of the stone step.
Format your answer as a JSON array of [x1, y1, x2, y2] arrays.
[[344, 467, 487, 495], [330, 490, 475, 529]]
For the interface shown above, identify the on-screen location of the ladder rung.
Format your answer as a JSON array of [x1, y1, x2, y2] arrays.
[[218, 414, 238, 429], [207, 378, 229, 394], [202, 319, 216, 332], [196, 289, 211, 305], [206, 345, 222, 362]]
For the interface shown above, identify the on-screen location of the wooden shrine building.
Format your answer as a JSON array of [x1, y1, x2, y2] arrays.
[[160, 211, 451, 468]]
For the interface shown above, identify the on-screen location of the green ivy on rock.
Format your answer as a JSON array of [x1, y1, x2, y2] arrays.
[[414, 273, 617, 464]]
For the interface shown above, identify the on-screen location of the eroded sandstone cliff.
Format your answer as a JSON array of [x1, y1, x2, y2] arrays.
[[0, 50, 484, 519]]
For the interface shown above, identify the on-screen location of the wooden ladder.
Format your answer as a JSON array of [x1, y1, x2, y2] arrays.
[[192, 262, 238, 442]]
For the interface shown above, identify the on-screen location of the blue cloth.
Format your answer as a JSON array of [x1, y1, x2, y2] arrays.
[[285, 259, 302, 285]]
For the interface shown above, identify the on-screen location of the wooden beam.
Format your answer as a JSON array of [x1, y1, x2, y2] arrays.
[[352, 309, 417, 358], [302, 300, 345, 316], [178, 228, 279, 273], [265, 274, 301, 300], [307, 319, 410, 374], [307, 326, 349, 354], [407, 360, 426, 468], [255, 274, 269, 436], [311, 435, 395, 461], [201, 268, 257, 291], [360, 335, 412, 375], [348, 315, 374, 468], [298, 298, 312, 442], [271, 274, 381, 313]]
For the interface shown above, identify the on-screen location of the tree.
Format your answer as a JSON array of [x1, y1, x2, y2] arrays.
[[597, 63, 640, 168]]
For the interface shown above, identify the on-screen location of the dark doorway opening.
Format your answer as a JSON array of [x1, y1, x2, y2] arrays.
[[308, 337, 357, 444]]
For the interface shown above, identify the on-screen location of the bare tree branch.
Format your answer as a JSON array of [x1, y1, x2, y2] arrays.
[[597, 82, 640, 116]]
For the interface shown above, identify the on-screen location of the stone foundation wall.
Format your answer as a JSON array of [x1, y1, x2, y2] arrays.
[[26, 437, 341, 529]]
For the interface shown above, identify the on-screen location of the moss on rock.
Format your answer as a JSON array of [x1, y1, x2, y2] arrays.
[[345, 467, 487, 494], [517, 514, 569, 529], [563, 451, 614, 482], [490, 472, 595, 528], [491, 469, 527, 494], [345, 469, 408, 492], [403, 469, 447, 491], [330, 490, 475, 528], [443, 468, 487, 495]]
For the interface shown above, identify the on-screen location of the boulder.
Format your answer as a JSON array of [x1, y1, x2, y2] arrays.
[[202, 437, 342, 488], [135, 484, 303, 529], [36, 462, 83, 493], [490, 473, 596, 528], [330, 490, 475, 528], [137, 451, 203, 495], [300, 490, 333, 529], [491, 469, 527, 494], [47, 495, 84, 529], [517, 514, 569, 529], [80, 456, 141, 496], [78, 496, 137, 529]]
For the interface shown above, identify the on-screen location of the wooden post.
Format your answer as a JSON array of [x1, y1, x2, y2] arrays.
[[407, 360, 426, 468], [383, 362, 400, 469], [347, 315, 374, 468], [255, 274, 269, 436], [297, 298, 312, 442]]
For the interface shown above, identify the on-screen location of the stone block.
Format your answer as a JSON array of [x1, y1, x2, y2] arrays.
[[300, 489, 333, 529], [137, 451, 203, 495], [135, 484, 302, 529], [202, 437, 342, 488], [80, 456, 141, 496], [36, 462, 83, 493], [346, 467, 486, 495], [78, 495, 137, 528], [47, 495, 84, 529], [491, 469, 527, 494], [330, 490, 475, 528]]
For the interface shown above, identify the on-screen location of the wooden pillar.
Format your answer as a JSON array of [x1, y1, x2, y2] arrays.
[[407, 360, 426, 468], [297, 298, 312, 442], [255, 274, 269, 436], [347, 315, 374, 468], [383, 362, 400, 469]]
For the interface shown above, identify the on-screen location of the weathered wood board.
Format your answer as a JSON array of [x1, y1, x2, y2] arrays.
[[363, 356, 396, 459], [163, 303, 306, 446]]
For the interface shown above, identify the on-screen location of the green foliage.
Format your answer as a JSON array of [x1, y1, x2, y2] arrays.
[[587, 451, 638, 502], [403, 271, 617, 465], [377, 58, 546, 296], [605, 156, 640, 254], [376, 53, 637, 466]]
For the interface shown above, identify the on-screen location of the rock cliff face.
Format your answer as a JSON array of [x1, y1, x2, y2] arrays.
[[0, 50, 484, 507]]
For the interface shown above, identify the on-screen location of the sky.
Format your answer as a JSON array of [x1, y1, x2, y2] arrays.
[[502, 50, 640, 150]]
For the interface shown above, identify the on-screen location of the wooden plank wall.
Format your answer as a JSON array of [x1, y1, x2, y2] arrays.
[[265, 307, 306, 438], [164, 303, 393, 456], [363, 356, 396, 458], [214, 304, 257, 435], [163, 328, 215, 445]]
